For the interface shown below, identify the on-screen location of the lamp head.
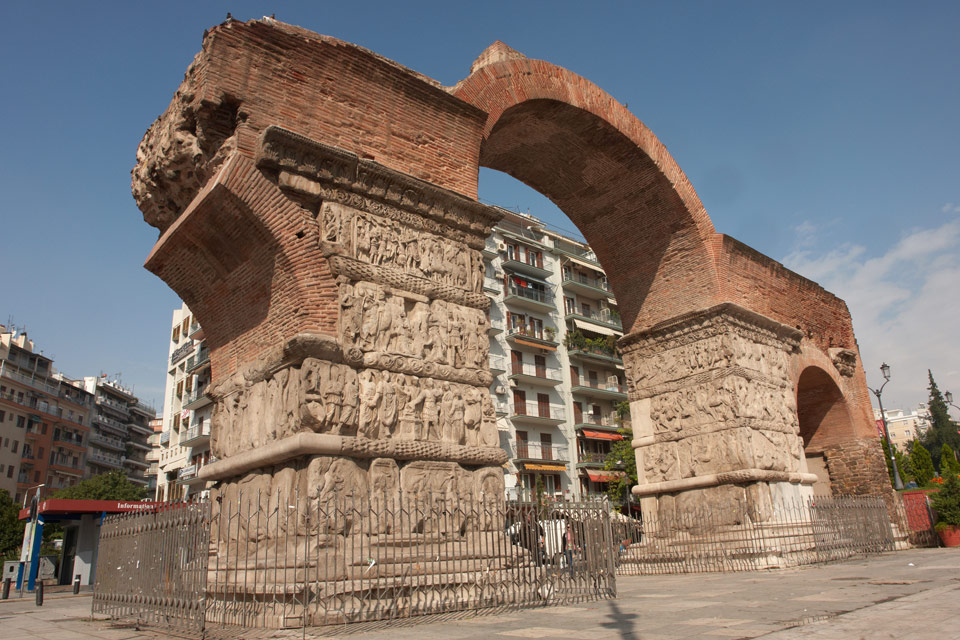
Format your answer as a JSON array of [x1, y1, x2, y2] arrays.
[[880, 362, 891, 381], [947, 391, 954, 404]]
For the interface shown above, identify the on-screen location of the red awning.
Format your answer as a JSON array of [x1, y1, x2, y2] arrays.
[[586, 470, 625, 483], [581, 429, 624, 441]]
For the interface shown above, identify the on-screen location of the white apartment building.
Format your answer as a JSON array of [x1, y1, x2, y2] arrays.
[[874, 405, 932, 453], [485, 210, 627, 501], [80, 376, 153, 487], [154, 304, 214, 501]]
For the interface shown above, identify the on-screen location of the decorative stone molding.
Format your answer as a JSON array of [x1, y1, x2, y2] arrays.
[[257, 126, 501, 243], [828, 348, 858, 377], [631, 468, 818, 497], [198, 432, 509, 482]]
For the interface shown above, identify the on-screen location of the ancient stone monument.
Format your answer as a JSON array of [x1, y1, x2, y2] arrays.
[[134, 18, 891, 526]]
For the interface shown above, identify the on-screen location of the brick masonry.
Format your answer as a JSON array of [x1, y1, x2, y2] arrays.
[[132, 18, 891, 502]]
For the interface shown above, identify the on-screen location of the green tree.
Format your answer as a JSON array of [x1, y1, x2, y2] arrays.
[[910, 442, 937, 487], [603, 402, 637, 509], [881, 439, 913, 487], [931, 472, 960, 528], [1, 490, 25, 561], [940, 444, 960, 477], [921, 371, 960, 470], [49, 470, 148, 501]]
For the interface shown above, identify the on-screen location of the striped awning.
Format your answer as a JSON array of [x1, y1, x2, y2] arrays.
[[586, 470, 625, 483], [525, 463, 567, 472], [581, 430, 624, 441]]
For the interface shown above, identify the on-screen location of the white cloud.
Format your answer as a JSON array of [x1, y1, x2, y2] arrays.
[[942, 203, 960, 214], [784, 217, 960, 412]]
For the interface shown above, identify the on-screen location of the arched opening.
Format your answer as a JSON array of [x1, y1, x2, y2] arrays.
[[796, 366, 857, 495]]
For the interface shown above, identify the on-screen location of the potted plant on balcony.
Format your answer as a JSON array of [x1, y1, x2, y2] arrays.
[[544, 326, 557, 342], [931, 471, 960, 547]]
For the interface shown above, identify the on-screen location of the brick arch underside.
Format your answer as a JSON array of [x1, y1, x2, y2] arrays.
[[454, 61, 722, 333], [796, 366, 855, 455]]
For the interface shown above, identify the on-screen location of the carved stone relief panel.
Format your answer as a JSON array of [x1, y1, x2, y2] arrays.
[[320, 201, 485, 297], [339, 280, 489, 373]]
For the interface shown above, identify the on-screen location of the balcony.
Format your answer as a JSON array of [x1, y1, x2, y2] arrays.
[[145, 463, 159, 476], [482, 237, 500, 260], [576, 451, 610, 468], [509, 401, 565, 426], [183, 384, 212, 411], [483, 276, 502, 295], [124, 456, 149, 469], [571, 378, 628, 401], [187, 348, 211, 374], [160, 431, 170, 445], [126, 421, 153, 436], [565, 308, 622, 332], [505, 326, 559, 351], [566, 343, 623, 366], [50, 457, 85, 477], [561, 271, 614, 300], [487, 316, 504, 336], [170, 341, 195, 366], [97, 396, 130, 417], [489, 354, 507, 376], [188, 322, 204, 340], [508, 361, 563, 387], [504, 284, 554, 313], [53, 432, 85, 449], [89, 431, 125, 451], [87, 451, 123, 469], [180, 423, 211, 447], [0, 363, 61, 396], [574, 413, 623, 432], [513, 442, 569, 464], [94, 414, 128, 437], [146, 448, 161, 461], [501, 256, 552, 280], [552, 238, 601, 267]]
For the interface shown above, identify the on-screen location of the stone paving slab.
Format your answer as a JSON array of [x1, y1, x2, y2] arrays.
[[0, 548, 956, 639]]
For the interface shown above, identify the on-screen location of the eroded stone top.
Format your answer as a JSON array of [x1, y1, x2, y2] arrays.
[[470, 41, 527, 75]]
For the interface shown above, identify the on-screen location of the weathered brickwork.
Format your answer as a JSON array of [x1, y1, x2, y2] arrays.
[[133, 18, 891, 521]]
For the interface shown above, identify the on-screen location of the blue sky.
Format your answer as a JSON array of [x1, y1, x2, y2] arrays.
[[1, 2, 957, 413]]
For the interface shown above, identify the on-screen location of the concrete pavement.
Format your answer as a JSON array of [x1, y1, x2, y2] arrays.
[[1, 548, 957, 639]]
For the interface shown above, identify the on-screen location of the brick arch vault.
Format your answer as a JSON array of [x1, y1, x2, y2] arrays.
[[453, 43, 894, 518], [132, 19, 892, 522]]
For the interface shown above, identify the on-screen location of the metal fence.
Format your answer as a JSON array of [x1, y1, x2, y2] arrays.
[[613, 495, 897, 575], [92, 502, 210, 632], [93, 493, 615, 636]]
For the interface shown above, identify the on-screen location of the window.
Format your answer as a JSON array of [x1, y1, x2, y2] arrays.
[[182, 317, 190, 334], [6, 467, 12, 479], [11, 440, 18, 454], [0, 410, 4, 422], [172, 325, 180, 343]]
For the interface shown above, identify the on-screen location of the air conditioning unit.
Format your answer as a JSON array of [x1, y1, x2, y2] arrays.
[[495, 386, 506, 395], [494, 270, 504, 278], [497, 242, 507, 251]]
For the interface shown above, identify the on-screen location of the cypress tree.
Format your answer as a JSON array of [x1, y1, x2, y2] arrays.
[[940, 443, 960, 477], [910, 442, 936, 487], [922, 371, 960, 470]]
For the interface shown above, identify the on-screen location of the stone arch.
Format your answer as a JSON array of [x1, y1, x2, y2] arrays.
[[795, 365, 857, 495], [453, 45, 721, 334]]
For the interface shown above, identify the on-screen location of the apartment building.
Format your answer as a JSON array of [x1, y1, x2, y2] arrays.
[[0, 326, 93, 502], [80, 376, 153, 487], [155, 303, 214, 501], [484, 210, 628, 501], [875, 405, 932, 453]]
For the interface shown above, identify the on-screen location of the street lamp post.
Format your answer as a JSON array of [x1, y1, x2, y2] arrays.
[[946, 391, 960, 414], [869, 363, 903, 490]]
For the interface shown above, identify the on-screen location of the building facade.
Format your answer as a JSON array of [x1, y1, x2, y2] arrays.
[[80, 376, 153, 488], [0, 326, 93, 502], [875, 406, 932, 453], [155, 303, 214, 501], [485, 211, 627, 501]]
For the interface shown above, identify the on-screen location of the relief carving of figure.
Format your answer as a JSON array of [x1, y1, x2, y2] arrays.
[[358, 369, 380, 439], [377, 371, 398, 439]]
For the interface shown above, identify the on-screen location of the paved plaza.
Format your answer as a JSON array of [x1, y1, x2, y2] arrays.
[[1, 548, 958, 639]]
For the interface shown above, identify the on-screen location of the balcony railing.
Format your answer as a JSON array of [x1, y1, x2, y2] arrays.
[[509, 361, 563, 382], [145, 463, 159, 476], [565, 308, 622, 330], [566, 343, 622, 363], [511, 401, 566, 422], [562, 271, 612, 293], [572, 378, 626, 394], [180, 424, 211, 446], [552, 238, 600, 265], [187, 348, 211, 372], [578, 451, 609, 465], [183, 384, 210, 408], [90, 431, 125, 451], [53, 432, 84, 447], [0, 363, 61, 395], [506, 325, 558, 345], [160, 431, 170, 445], [97, 396, 130, 416], [88, 451, 123, 468], [505, 284, 553, 305], [94, 413, 128, 435], [513, 442, 568, 462], [575, 413, 622, 429], [489, 354, 507, 374]]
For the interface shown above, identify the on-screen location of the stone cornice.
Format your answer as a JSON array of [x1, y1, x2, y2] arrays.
[[632, 468, 818, 497], [620, 302, 803, 352], [256, 126, 502, 237]]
